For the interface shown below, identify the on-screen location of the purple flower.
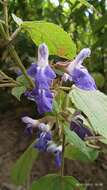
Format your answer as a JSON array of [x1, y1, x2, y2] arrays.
[[33, 88, 53, 114], [61, 48, 96, 90], [24, 123, 33, 135], [70, 117, 92, 140], [21, 116, 62, 167], [25, 88, 53, 114], [54, 151, 62, 167], [47, 143, 62, 167], [22, 116, 40, 135], [34, 131, 52, 151], [25, 43, 56, 114], [71, 67, 96, 90]]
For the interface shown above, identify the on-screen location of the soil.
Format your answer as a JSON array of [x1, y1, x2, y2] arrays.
[[0, 94, 107, 190]]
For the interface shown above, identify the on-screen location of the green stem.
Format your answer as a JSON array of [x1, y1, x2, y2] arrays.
[[0, 83, 17, 87], [3, 0, 9, 37], [0, 23, 35, 88], [8, 45, 35, 88]]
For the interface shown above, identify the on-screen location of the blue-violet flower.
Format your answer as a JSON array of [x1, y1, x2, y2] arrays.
[[22, 116, 40, 135], [70, 117, 92, 140], [58, 48, 96, 90], [25, 43, 56, 114]]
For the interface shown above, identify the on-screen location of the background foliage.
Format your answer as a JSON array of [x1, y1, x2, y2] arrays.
[[0, 0, 107, 92]]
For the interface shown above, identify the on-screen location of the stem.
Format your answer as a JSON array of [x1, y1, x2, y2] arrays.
[[8, 45, 35, 88], [0, 23, 35, 88], [60, 132, 65, 177], [3, 0, 9, 37], [8, 27, 21, 46], [0, 83, 17, 87]]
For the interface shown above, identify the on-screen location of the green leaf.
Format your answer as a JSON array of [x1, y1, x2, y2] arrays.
[[11, 143, 38, 186], [70, 86, 107, 139], [63, 123, 91, 159], [11, 75, 30, 101], [21, 21, 76, 59], [11, 86, 26, 101], [30, 174, 85, 190], [12, 13, 23, 25], [17, 75, 30, 88], [65, 145, 99, 162]]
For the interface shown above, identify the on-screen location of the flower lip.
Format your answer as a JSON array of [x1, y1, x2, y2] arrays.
[[60, 48, 96, 90], [70, 117, 93, 140], [55, 151, 62, 167], [38, 43, 49, 68], [75, 48, 91, 65], [46, 142, 57, 152], [38, 43, 49, 58], [21, 116, 39, 127]]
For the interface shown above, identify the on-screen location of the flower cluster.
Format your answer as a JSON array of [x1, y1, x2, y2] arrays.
[[57, 48, 96, 90], [21, 46, 96, 169], [22, 116, 62, 167], [25, 43, 56, 114]]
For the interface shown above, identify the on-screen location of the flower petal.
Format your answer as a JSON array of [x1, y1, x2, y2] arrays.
[[70, 117, 92, 140], [54, 151, 62, 167], [27, 63, 37, 78], [34, 89, 53, 114], [75, 48, 91, 65], [44, 65, 56, 80], [38, 43, 49, 68], [72, 67, 97, 90]]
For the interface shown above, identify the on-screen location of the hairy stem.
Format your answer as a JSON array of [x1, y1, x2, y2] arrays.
[[3, 0, 9, 36], [8, 45, 35, 88]]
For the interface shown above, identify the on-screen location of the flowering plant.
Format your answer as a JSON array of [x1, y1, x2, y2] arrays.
[[1, 6, 107, 190]]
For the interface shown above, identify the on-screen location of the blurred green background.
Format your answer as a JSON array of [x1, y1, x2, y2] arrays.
[[0, 0, 107, 94]]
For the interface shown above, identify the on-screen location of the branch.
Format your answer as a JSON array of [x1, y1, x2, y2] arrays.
[[0, 83, 17, 87], [0, 23, 35, 89], [3, 0, 9, 36]]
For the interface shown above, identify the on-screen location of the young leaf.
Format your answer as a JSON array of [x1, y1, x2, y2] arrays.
[[21, 21, 76, 59], [70, 86, 107, 139], [65, 145, 99, 162], [11, 75, 30, 101], [11, 143, 38, 186], [12, 14, 23, 25], [11, 86, 26, 101], [30, 174, 85, 190], [17, 75, 30, 88]]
